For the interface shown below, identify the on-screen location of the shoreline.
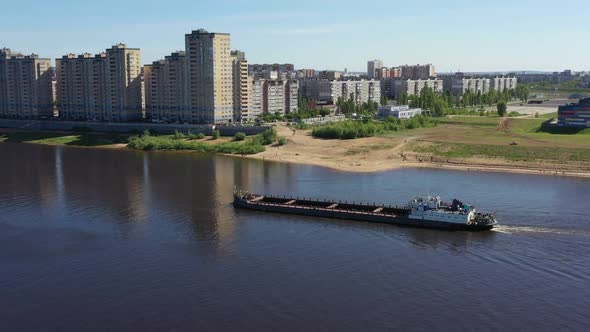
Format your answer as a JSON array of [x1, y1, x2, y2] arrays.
[[239, 152, 590, 178], [2, 139, 590, 178], [2, 126, 590, 179]]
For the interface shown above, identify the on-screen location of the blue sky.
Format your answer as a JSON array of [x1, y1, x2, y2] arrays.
[[2, 0, 588, 72]]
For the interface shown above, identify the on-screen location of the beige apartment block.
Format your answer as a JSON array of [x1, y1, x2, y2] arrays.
[[231, 50, 250, 122], [185, 29, 233, 124], [0, 48, 53, 119], [144, 51, 188, 123], [56, 44, 142, 122]]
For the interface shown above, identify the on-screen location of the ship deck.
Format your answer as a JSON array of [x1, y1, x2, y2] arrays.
[[244, 195, 409, 217]]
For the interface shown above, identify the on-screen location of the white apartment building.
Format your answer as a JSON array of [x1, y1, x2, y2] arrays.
[[331, 80, 381, 105]]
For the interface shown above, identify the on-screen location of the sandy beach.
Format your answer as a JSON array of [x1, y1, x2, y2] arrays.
[[243, 125, 590, 178]]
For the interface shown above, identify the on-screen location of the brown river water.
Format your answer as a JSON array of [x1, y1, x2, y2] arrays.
[[1, 143, 589, 331]]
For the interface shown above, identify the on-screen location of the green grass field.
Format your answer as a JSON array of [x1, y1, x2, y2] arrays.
[[411, 115, 590, 162], [0, 131, 130, 146]]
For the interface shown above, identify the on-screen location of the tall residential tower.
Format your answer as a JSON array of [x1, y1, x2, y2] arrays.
[[0, 48, 53, 119], [56, 44, 142, 122], [185, 29, 233, 124]]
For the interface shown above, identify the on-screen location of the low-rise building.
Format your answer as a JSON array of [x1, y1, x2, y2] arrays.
[[0, 48, 53, 119], [558, 97, 590, 127], [378, 105, 422, 119]]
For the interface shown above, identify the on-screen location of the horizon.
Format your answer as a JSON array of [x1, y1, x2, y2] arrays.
[[2, 0, 589, 73]]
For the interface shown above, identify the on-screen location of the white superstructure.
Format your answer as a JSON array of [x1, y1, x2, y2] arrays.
[[408, 196, 476, 224]]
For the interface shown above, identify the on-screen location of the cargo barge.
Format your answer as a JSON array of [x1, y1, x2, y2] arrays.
[[233, 191, 497, 231]]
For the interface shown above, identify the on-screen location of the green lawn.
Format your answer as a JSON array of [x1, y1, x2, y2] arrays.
[[415, 143, 590, 162], [0, 131, 130, 146]]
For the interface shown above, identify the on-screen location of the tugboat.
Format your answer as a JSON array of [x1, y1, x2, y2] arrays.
[[233, 191, 497, 231]]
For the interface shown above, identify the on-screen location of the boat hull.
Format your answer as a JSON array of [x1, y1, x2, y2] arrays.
[[233, 196, 494, 232]]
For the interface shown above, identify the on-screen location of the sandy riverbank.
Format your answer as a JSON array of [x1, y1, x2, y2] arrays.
[[3, 124, 590, 178], [242, 126, 590, 178]]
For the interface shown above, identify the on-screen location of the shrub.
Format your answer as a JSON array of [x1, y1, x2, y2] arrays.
[[196, 133, 205, 139], [277, 136, 287, 146], [311, 117, 437, 139], [212, 129, 220, 139], [173, 130, 185, 139], [234, 132, 246, 141]]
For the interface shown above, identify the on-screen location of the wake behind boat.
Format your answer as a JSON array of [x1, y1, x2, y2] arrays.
[[233, 191, 497, 231]]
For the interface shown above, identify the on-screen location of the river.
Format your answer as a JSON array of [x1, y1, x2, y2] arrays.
[[1, 143, 589, 331]]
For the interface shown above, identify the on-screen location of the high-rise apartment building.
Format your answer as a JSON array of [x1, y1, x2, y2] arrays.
[[185, 29, 233, 124], [144, 51, 188, 123], [331, 80, 381, 105], [56, 44, 142, 122], [0, 48, 53, 119], [367, 60, 383, 79], [231, 50, 250, 122]]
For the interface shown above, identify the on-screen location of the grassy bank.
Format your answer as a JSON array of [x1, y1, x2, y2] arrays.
[[414, 143, 590, 162], [311, 116, 437, 139], [0, 131, 130, 146], [127, 128, 279, 154]]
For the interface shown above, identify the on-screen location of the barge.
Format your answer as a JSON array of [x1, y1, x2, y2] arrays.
[[233, 191, 497, 231]]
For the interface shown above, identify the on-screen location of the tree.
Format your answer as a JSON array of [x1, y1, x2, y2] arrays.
[[380, 94, 388, 106], [497, 101, 507, 117], [212, 129, 220, 139]]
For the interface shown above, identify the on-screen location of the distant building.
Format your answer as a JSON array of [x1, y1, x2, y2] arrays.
[[56, 44, 142, 122], [331, 80, 381, 105], [558, 98, 590, 127], [0, 48, 53, 119], [400, 64, 436, 80], [297, 69, 316, 79], [376, 67, 402, 79], [144, 51, 188, 123], [378, 105, 422, 119], [443, 73, 517, 95], [490, 76, 517, 92], [299, 79, 333, 103], [319, 70, 342, 80], [367, 60, 383, 79], [250, 63, 294, 74], [381, 78, 443, 99]]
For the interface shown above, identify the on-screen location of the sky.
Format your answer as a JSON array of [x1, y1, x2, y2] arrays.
[[2, 0, 589, 73]]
